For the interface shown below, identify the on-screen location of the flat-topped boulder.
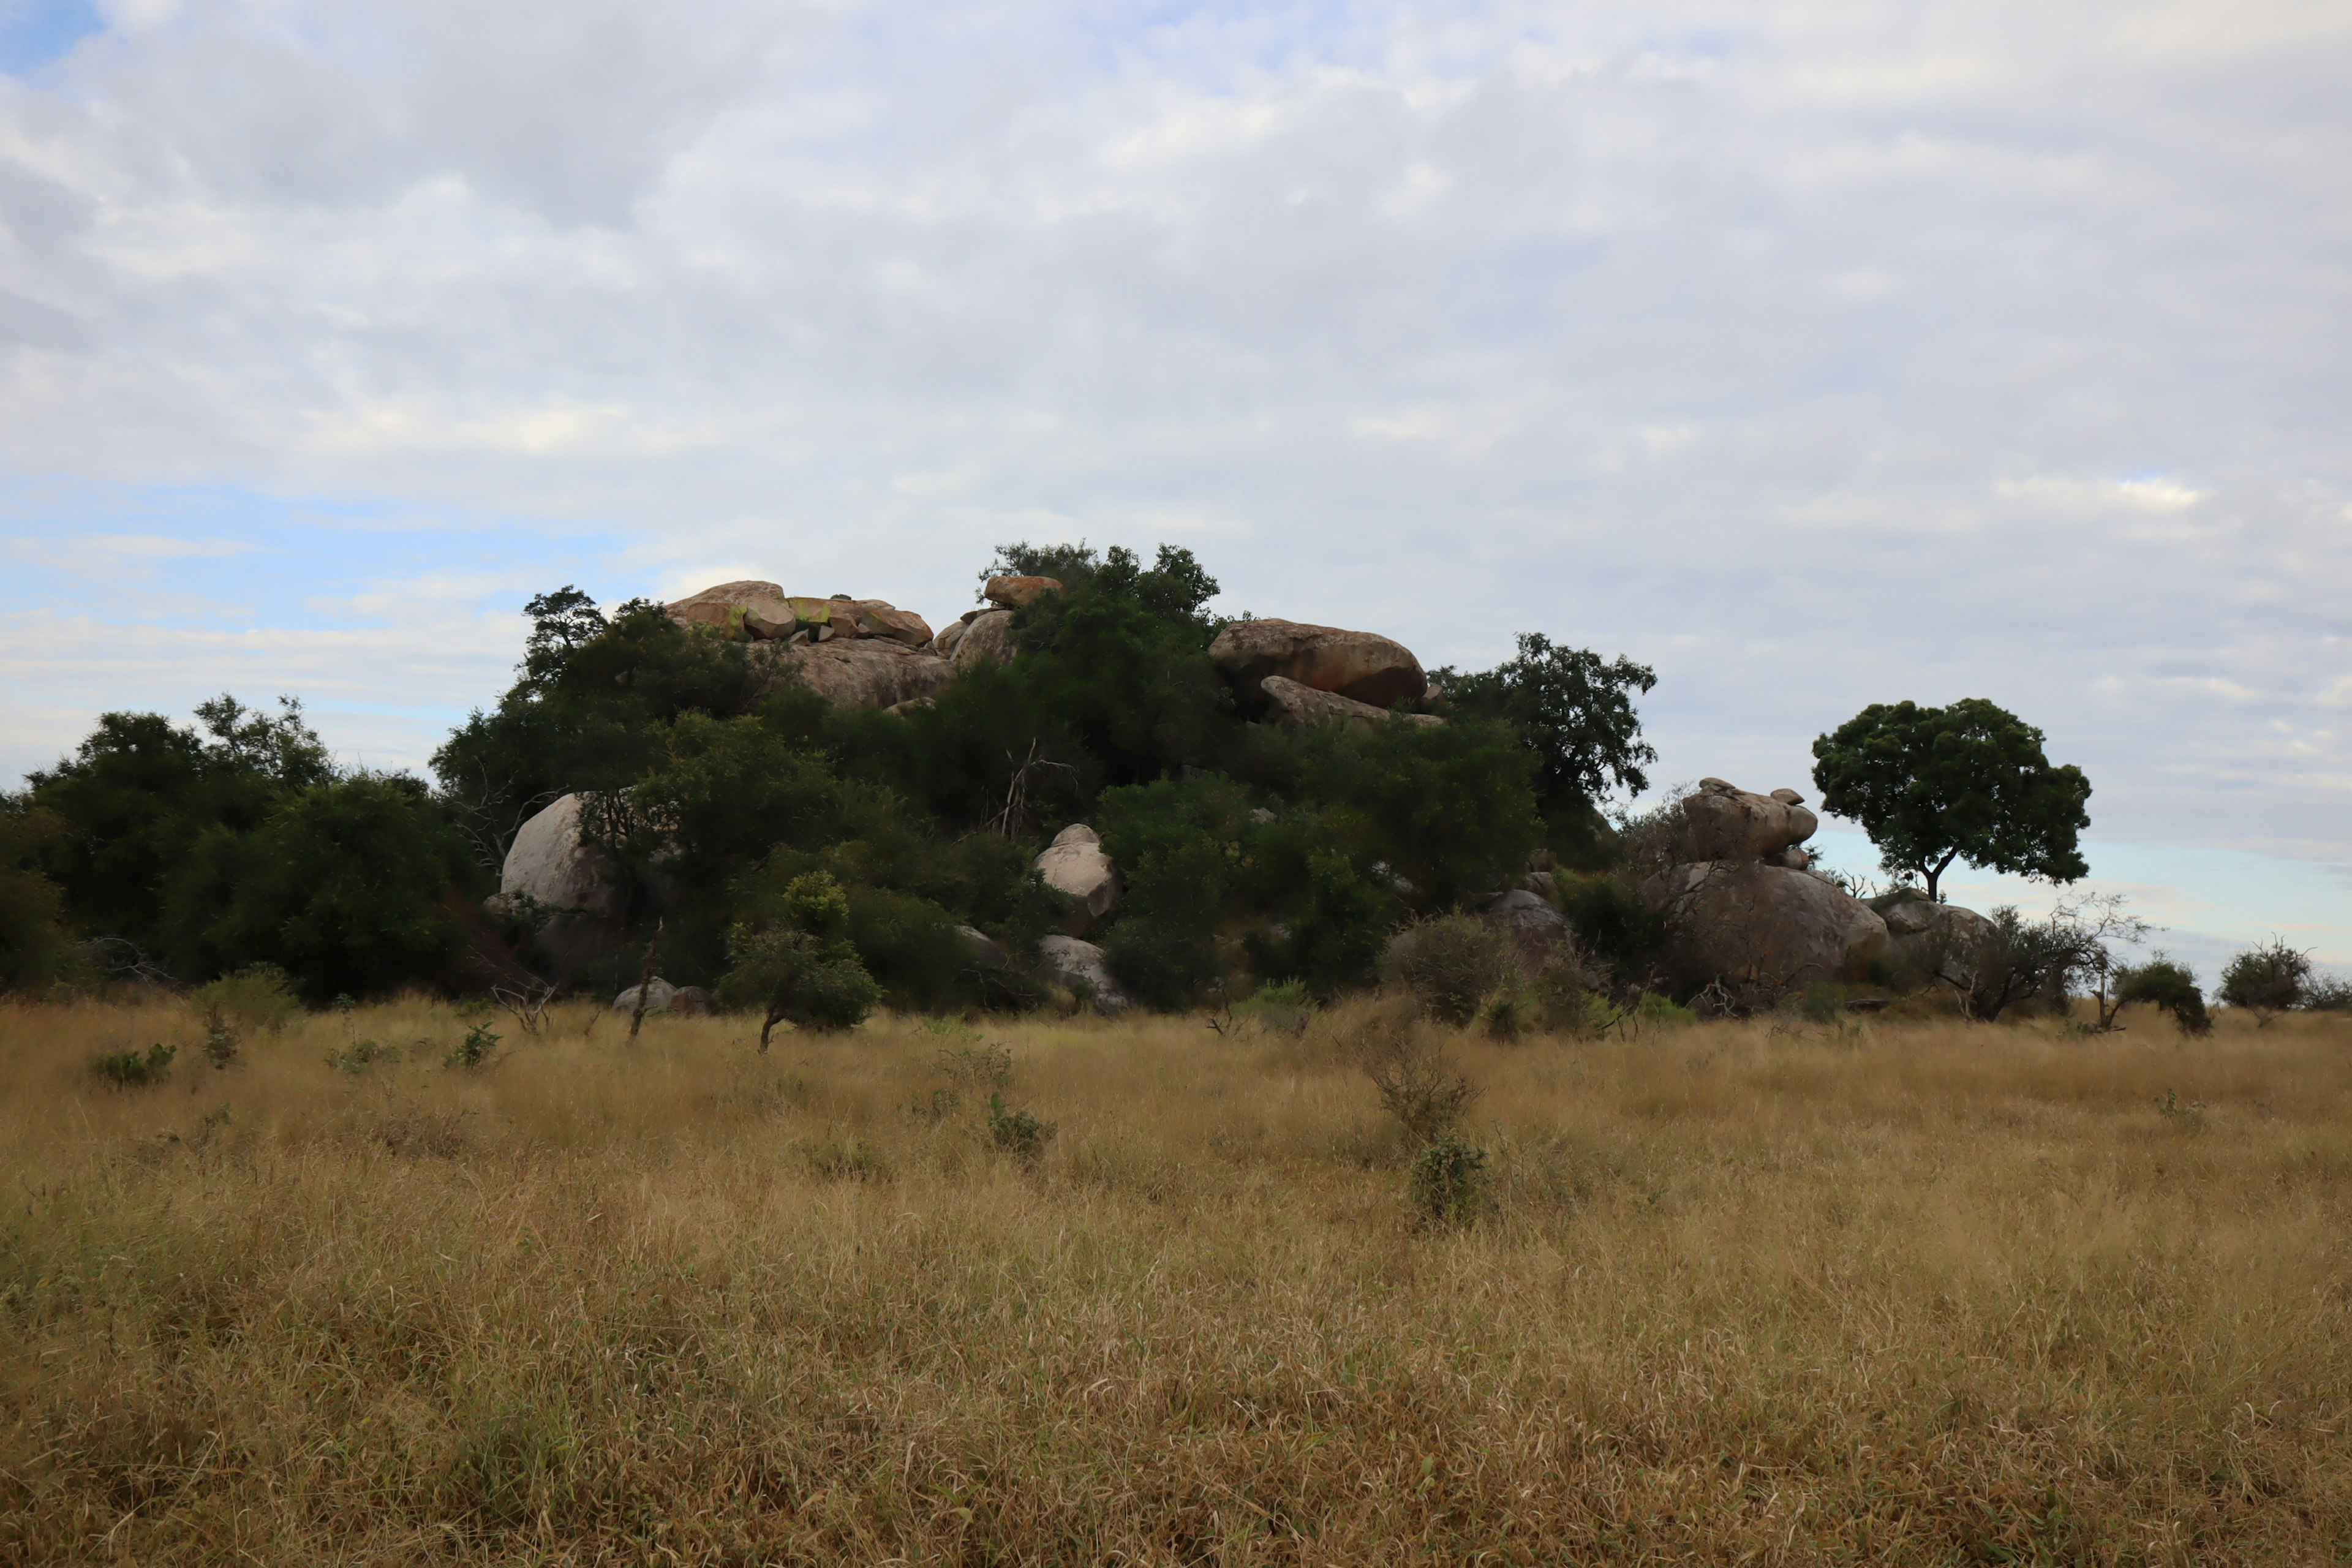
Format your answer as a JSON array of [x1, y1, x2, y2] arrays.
[[984, 575, 1063, 608], [665, 582, 932, 646], [666, 581, 791, 639], [951, 609, 1017, 668], [1210, 617, 1427, 710], [1260, 675, 1444, 729]]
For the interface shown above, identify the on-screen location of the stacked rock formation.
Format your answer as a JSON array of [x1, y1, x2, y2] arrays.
[[664, 581, 957, 710], [1643, 780, 1888, 991], [1207, 617, 1437, 728], [932, 574, 1062, 668]]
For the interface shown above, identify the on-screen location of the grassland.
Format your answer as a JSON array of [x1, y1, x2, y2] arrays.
[[2, 993, 2349, 1564]]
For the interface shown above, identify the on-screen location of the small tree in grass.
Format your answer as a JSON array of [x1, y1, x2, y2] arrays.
[[2220, 939, 2310, 1026], [720, 872, 881, 1049], [2116, 954, 2213, 1036]]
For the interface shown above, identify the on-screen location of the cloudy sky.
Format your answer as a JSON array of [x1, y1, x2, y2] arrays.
[[1, 0, 2345, 971]]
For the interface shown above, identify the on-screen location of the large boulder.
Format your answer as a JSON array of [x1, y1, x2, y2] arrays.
[[1259, 675, 1444, 729], [756, 638, 957, 709], [1680, 778, 1819, 862], [1035, 824, 1118, 931], [498, 794, 627, 974], [1036, 934, 1131, 1015], [1643, 861, 1888, 991], [612, 978, 679, 1014], [1480, 888, 1573, 956], [984, 575, 1063, 608], [1871, 889, 1993, 977], [952, 609, 1017, 668], [666, 580, 792, 640], [1208, 617, 1428, 709]]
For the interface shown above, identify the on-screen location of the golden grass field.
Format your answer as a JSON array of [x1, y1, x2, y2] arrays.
[[2, 993, 2350, 1564]]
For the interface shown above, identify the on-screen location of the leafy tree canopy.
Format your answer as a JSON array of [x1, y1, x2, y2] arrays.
[[1436, 634, 1657, 849], [1811, 698, 2090, 901]]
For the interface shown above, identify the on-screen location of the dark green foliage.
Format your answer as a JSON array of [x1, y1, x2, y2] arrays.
[[1409, 1133, 1491, 1227], [2306, 974, 2352, 1013], [1812, 698, 2091, 901], [26, 697, 332, 959], [1381, 914, 1521, 1026], [2220, 940, 2311, 1024], [447, 1021, 502, 1070], [167, 775, 477, 1004], [0, 802, 78, 993], [92, 1041, 175, 1087], [191, 963, 301, 1031], [2117, 954, 2214, 1036], [720, 873, 882, 1046], [985, 1091, 1057, 1164], [1242, 843, 1399, 999], [1555, 872, 1672, 984], [1940, 905, 2096, 1023], [1436, 634, 1657, 844]]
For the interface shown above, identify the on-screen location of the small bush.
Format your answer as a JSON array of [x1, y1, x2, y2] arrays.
[[1232, 979, 1317, 1037], [1634, 991, 1697, 1030], [328, 1038, 397, 1074], [936, 1043, 1014, 1089], [92, 1041, 176, 1087], [192, 963, 301, 1032], [1555, 872, 1673, 985], [2117, 954, 2213, 1036], [198, 1014, 241, 1069], [2220, 939, 2310, 1024], [1409, 1133, 1491, 1228], [1381, 914, 1521, 1027], [1791, 982, 1849, 1024], [445, 1021, 501, 1071], [2306, 974, 2352, 1013], [986, 1093, 1056, 1165], [1359, 1012, 1480, 1144], [801, 1137, 893, 1182]]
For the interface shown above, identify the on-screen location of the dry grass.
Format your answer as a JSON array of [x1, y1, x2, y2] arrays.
[[2, 993, 2350, 1564]]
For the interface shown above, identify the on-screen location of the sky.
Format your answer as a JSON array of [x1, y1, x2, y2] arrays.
[[0, 0, 2345, 974]]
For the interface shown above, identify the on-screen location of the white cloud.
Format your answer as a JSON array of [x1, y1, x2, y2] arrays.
[[0, 0, 2342, 882]]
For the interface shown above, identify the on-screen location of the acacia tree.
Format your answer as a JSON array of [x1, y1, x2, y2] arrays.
[[1811, 698, 2090, 901]]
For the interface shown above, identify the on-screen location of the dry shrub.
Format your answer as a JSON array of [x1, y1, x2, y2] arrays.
[[1351, 998, 1480, 1145], [1379, 913, 1520, 1025]]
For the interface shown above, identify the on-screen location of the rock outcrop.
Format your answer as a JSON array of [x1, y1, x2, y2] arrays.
[[1641, 778, 1884, 993], [952, 609, 1017, 668], [1037, 934, 1131, 1015], [1645, 861, 1889, 990], [497, 794, 628, 974], [665, 582, 931, 647], [1210, 617, 1428, 710], [756, 638, 957, 710], [1872, 888, 1992, 977], [1259, 675, 1444, 729], [1035, 824, 1118, 932], [1682, 778, 1819, 863]]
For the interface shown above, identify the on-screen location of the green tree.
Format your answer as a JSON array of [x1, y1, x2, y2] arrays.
[[0, 801, 78, 992], [2117, 954, 2213, 1036], [26, 697, 332, 959], [720, 872, 881, 1047], [2219, 939, 2310, 1025], [1811, 698, 2090, 901], [1436, 635, 1656, 848]]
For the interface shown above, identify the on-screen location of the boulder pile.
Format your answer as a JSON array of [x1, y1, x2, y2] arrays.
[[1642, 780, 1888, 992], [1208, 617, 1428, 714]]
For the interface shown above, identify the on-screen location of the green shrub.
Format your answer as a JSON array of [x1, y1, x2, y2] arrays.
[[2117, 954, 2214, 1036], [1555, 872, 1672, 986], [1232, 979, 1316, 1036], [446, 1022, 501, 1071], [192, 962, 301, 1032], [801, 1137, 893, 1182], [92, 1041, 176, 1087], [1409, 1133, 1491, 1228], [2221, 940, 2311, 1024], [986, 1093, 1056, 1165], [2306, 973, 2352, 1013], [198, 1015, 241, 1069], [1380, 914, 1520, 1027], [1635, 991, 1697, 1030], [720, 873, 882, 1047], [1102, 915, 1222, 1012]]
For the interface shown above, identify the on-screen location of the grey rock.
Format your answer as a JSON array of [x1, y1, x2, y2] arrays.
[[1870, 889, 1994, 976], [613, 978, 679, 1014], [952, 609, 1018, 668], [498, 794, 627, 975], [1208, 617, 1428, 708], [1035, 824, 1118, 931], [1680, 778, 1819, 862], [1037, 934, 1131, 1015], [1258, 674, 1443, 729], [669, 985, 715, 1017], [958, 925, 1011, 969], [1643, 861, 1889, 991]]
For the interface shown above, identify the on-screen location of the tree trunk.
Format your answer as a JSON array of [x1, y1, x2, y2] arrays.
[[1924, 851, 1958, 902], [760, 1008, 783, 1052]]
